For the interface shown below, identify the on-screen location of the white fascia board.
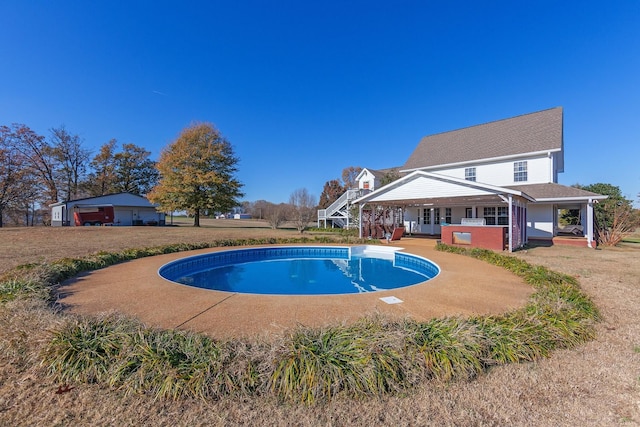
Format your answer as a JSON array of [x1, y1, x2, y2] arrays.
[[399, 149, 562, 173], [353, 170, 533, 203], [532, 195, 609, 203], [352, 173, 413, 203], [355, 168, 375, 181]]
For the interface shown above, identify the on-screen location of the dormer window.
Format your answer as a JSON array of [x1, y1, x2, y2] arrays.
[[465, 167, 476, 181], [514, 161, 528, 182], [363, 181, 370, 190]]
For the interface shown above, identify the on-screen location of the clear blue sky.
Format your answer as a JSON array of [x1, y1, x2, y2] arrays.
[[1, 1, 639, 205]]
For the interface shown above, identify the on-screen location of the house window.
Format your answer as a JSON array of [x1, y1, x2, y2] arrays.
[[514, 161, 528, 182], [497, 206, 509, 225], [444, 208, 452, 224], [363, 181, 370, 189], [434, 208, 440, 225], [483, 207, 496, 225], [465, 167, 476, 181], [423, 208, 431, 224], [483, 206, 509, 225]]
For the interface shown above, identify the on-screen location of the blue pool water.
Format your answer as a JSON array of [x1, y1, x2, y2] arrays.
[[158, 246, 440, 295]]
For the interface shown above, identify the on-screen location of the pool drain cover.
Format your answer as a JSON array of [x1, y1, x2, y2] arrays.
[[379, 296, 403, 304]]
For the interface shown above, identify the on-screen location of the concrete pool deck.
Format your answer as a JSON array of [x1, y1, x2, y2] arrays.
[[58, 238, 534, 339]]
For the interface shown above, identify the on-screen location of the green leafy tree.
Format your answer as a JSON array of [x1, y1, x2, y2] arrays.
[[84, 140, 159, 196], [113, 143, 158, 195], [84, 139, 117, 196], [577, 183, 639, 245], [380, 168, 400, 186], [148, 122, 244, 227]]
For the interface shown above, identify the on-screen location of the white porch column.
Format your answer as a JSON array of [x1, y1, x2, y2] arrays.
[[430, 208, 435, 234], [586, 199, 594, 248], [358, 204, 363, 238]]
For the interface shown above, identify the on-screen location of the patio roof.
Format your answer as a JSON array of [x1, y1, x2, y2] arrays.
[[353, 171, 534, 206], [506, 183, 608, 203]]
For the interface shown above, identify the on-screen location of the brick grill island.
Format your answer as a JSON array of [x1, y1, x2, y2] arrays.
[[440, 224, 508, 251]]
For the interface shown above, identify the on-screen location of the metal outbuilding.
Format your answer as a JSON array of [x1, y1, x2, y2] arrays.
[[50, 193, 165, 226]]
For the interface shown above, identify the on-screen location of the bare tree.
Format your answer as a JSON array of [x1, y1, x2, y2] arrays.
[[289, 188, 317, 233], [50, 126, 90, 201], [341, 166, 362, 189], [263, 202, 287, 229], [0, 127, 30, 227], [9, 124, 58, 204], [1, 125, 46, 226]]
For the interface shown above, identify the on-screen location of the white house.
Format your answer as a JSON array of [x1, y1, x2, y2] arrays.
[[50, 193, 165, 226], [354, 107, 607, 250], [317, 167, 402, 228]]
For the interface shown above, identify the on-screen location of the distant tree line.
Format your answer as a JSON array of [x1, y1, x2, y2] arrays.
[[0, 123, 158, 227]]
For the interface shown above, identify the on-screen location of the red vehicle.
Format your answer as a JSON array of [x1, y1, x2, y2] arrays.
[[73, 206, 115, 226]]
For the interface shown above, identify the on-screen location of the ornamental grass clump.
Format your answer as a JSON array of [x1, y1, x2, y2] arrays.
[[111, 328, 230, 400], [43, 315, 135, 384], [0, 264, 54, 302], [42, 315, 270, 401], [270, 319, 407, 404], [470, 313, 552, 365], [271, 326, 373, 404], [0, 277, 48, 303], [404, 317, 486, 381]]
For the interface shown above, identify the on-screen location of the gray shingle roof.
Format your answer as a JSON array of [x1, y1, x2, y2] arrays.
[[506, 183, 607, 200], [402, 107, 564, 170]]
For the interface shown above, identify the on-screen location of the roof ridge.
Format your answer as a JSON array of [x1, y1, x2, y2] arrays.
[[420, 106, 562, 139]]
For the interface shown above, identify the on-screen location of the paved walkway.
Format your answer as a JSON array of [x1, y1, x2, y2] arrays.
[[58, 239, 533, 339]]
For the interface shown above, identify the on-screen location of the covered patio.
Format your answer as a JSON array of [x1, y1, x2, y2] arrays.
[[354, 171, 535, 252]]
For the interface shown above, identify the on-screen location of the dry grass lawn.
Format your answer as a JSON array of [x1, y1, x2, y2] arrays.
[[1, 223, 639, 426]]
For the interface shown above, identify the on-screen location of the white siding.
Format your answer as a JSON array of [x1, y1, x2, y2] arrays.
[[426, 154, 555, 186], [372, 176, 498, 202], [51, 205, 65, 226], [358, 170, 374, 191], [115, 209, 134, 226], [135, 208, 163, 224], [526, 203, 555, 238]]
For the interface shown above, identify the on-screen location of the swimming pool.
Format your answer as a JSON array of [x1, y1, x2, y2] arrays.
[[158, 245, 440, 295]]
